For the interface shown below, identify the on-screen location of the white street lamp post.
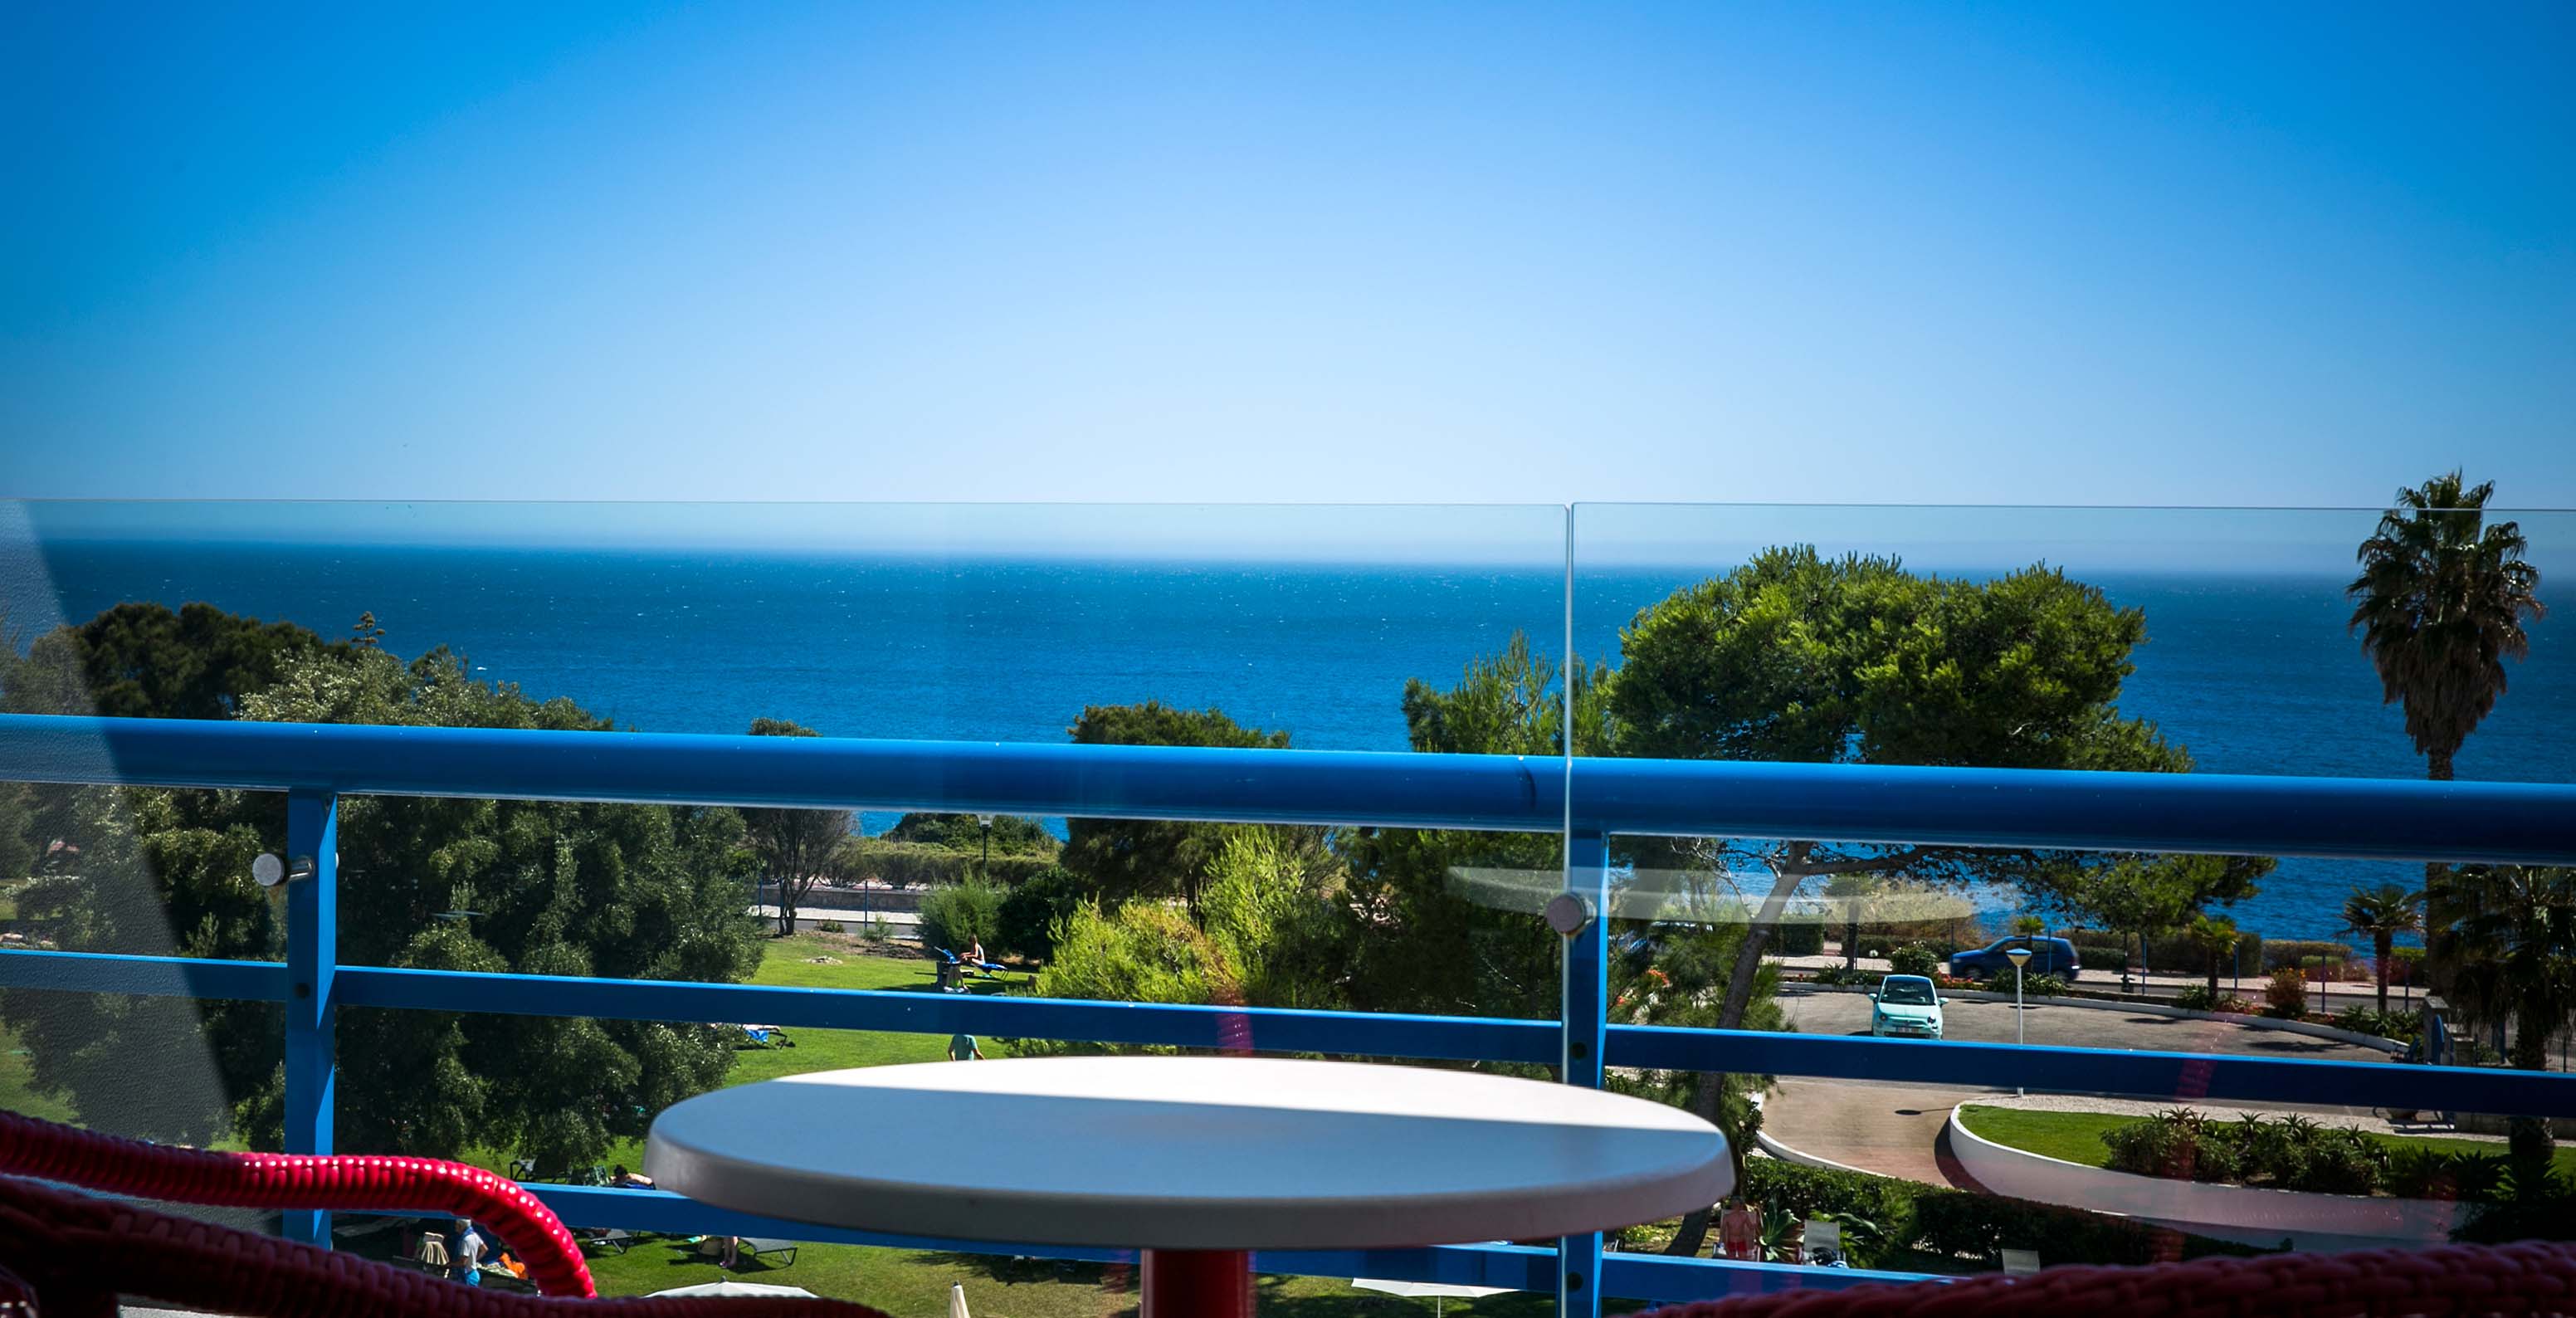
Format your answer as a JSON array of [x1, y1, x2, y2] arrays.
[[2005, 945, 2034, 1098]]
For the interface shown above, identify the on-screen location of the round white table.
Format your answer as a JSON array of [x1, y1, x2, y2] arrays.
[[646, 1055, 1731, 1317]]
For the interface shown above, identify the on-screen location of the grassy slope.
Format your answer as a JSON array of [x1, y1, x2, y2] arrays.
[[1957, 1104, 2576, 1178]]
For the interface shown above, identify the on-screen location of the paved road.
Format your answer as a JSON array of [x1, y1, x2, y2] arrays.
[[1759, 989, 2397, 1185]]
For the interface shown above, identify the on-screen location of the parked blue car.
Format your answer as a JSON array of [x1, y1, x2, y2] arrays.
[[1948, 935, 2082, 981]]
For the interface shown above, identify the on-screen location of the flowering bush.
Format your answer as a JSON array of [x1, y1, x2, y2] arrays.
[[2262, 967, 2308, 1017]]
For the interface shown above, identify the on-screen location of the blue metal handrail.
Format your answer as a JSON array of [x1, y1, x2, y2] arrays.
[[5, 712, 2576, 1315], [11, 715, 2576, 861]]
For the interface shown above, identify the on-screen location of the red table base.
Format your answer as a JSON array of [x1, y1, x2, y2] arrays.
[[1140, 1248, 1251, 1318]]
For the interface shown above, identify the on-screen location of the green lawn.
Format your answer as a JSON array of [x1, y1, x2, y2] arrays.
[[1957, 1105, 2576, 1178], [580, 1237, 1559, 1314]]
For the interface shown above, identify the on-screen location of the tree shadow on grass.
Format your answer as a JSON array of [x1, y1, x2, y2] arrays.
[[920, 1249, 1116, 1288]]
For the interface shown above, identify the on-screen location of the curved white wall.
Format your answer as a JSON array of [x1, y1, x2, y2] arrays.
[[1945, 1106, 2471, 1252]]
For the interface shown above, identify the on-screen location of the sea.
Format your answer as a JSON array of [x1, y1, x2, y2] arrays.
[[7, 539, 2572, 949]]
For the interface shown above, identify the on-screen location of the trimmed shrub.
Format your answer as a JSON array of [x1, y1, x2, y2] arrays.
[[920, 879, 1007, 954], [1774, 918, 1826, 957], [996, 865, 1090, 961], [2073, 943, 2126, 974], [2390, 946, 2427, 985], [2263, 940, 2355, 974], [846, 841, 1056, 891], [2018, 973, 2070, 998], [1888, 943, 1941, 978], [2262, 968, 2308, 1017], [816, 919, 845, 935]]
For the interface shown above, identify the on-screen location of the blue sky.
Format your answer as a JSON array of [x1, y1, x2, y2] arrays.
[[4, 2, 2571, 509]]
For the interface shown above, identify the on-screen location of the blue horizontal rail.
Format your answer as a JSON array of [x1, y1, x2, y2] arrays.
[[8, 714, 2576, 862], [6, 948, 2569, 1120], [0, 948, 290, 1002], [523, 1187, 1932, 1301]]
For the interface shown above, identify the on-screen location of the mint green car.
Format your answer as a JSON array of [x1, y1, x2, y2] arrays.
[[1870, 974, 1945, 1039]]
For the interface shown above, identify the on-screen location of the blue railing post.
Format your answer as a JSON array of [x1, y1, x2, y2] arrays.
[[283, 788, 339, 1247], [1557, 828, 1609, 1318]]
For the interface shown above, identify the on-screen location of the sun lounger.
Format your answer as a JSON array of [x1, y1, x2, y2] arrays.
[[742, 1237, 799, 1267]]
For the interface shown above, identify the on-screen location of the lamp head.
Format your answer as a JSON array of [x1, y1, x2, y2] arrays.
[[2004, 946, 2034, 967]]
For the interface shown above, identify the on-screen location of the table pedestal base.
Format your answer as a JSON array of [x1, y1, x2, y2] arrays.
[[1140, 1248, 1251, 1318]]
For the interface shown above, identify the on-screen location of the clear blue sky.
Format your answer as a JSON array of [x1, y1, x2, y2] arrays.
[[4, 2, 2571, 509]]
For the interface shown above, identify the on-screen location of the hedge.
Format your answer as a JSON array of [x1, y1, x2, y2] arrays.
[[847, 841, 1056, 890], [1774, 919, 1826, 957], [1739, 1160, 2259, 1268], [2072, 943, 2126, 974], [2262, 940, 2356, 974], [2059, 926, 2267, 978]]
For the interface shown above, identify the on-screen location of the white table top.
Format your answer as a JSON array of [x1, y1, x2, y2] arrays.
[[645, 1056, 1731, 1251]]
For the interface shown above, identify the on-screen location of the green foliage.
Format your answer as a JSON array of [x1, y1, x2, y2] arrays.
[[2263, 967, 2309, 1016], [1030, 900, 1221, 1015], [1058, 701, 1310, 911], [2330, 1006, 2422, 1042], [2101, 1110, 2389, 1196], [1737, 1159, 2257, 1268], [2454, 1168, 2576, 1243], [2018, 973, 2070, 998], [2262, 940, 2354, 972], [816, 920, 844, 935], [0, 602, 346, 720], [2173, 984, 2256, 1013], [2074, 943, 2126, 974], [841, 841, 1055, 891], [995, 865, 1089, 961], [1341, 635, 1608, 1022], [1027, 832, 1351, 1030], [1773, 917, 1824, 957], [2388, 1147, 2507, 1203], [2347, 471, 2546, 781], [2425, 864, 2576, 1175], [0, 637, 763, 1169], [1887, 943, 1940, 978], [881, 813, 1057, 857], [738, 718, 849, 935], [0, 783, 36, 886], [919, 880, 1007, 954]]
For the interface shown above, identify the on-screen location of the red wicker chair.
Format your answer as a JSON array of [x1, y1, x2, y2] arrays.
[[0, 1111, 888, 1316], [1627, 1239, 2576, 1318]]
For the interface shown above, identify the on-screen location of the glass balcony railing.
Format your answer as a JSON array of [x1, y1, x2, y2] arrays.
[[1, 500, 2570, 1316]]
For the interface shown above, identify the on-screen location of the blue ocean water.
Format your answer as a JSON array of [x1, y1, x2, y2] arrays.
[[9, 541, 2571, 945]]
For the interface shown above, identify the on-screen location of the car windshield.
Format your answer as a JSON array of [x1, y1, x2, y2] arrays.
[[1881, 979, 1935, 1005]]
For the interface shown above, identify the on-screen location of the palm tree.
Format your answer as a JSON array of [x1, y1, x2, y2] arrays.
[[2341, 884, 2424, 1015], [2348, 471, 2547, 783], [2428, 866, 2576, 1174], [2186, 913, 2240, 1000]]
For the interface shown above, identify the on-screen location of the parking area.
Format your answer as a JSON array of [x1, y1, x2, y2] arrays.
[[1757, 988, 2399, 1184]]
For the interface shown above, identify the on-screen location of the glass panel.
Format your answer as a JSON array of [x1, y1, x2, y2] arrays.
[[1572, 502, 2575, 1283], [3, 500, 1571, 1308]]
